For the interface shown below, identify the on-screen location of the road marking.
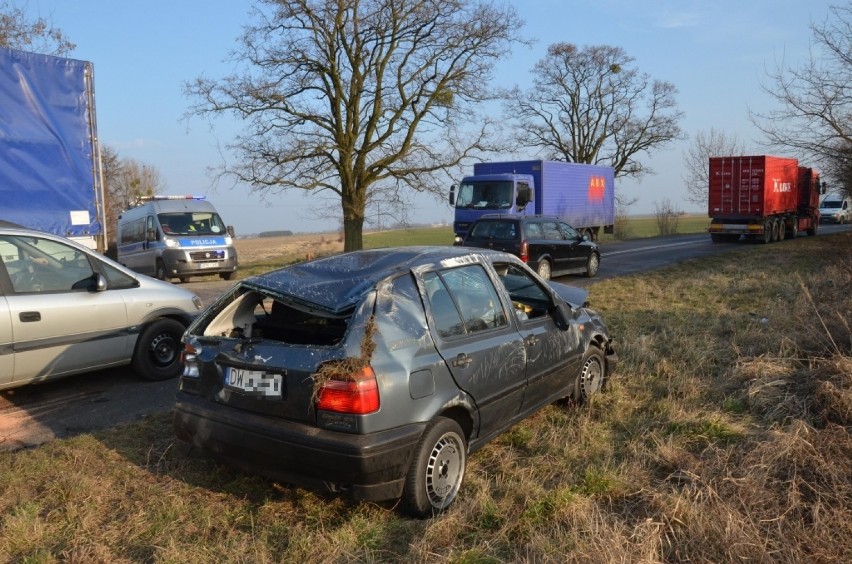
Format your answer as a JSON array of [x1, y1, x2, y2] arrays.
[[601, 239, 702, 257]]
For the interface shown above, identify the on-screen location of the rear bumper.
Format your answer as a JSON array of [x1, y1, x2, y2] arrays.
[[173, 393, 426, 501]]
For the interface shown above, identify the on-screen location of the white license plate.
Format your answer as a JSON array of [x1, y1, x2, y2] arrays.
[[225, 367, 283, 397], [199, 262, 219, 269]]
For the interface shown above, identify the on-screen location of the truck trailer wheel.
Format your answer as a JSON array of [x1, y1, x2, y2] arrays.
[[777, 219, 786, 241], [761, 221, 773, 244]]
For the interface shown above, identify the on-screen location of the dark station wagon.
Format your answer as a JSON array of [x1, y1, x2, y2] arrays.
[[460, 215, 601, 280], [173, 246, 616, 516]]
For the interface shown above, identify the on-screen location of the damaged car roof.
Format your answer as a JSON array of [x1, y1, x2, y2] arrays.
[[245, 246, 496, 314]]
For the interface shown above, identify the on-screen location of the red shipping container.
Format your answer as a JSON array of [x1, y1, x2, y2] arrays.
[[708, 156, 799, 218]]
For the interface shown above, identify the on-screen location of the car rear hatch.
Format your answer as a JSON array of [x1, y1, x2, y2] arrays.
[[184, 283, 370, 424]]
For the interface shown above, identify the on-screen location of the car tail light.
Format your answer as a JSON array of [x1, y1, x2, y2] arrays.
[[316, 365, 380, 414], [182, 343, 200, 378], [520, 240, 529, 263]]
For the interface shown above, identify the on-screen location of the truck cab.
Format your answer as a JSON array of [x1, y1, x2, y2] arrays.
[[450, 173, 534, 243]]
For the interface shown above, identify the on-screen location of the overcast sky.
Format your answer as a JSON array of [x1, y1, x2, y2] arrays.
[[27, 0, 837, 234]]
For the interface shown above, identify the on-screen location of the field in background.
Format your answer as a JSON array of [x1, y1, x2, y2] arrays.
[[2, 232, 849, 562], [235, 214, 710, 276]]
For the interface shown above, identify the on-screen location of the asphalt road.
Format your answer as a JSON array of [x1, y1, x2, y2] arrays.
[[2, 224, 849, 451]]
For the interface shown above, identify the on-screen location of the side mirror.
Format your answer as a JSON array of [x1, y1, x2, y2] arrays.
[[551, 301, 574, 330], [147, 228, 158, 242], [449, 184, 457, 206], [95, 273, 107, 292], [227, 225, 236, 238]]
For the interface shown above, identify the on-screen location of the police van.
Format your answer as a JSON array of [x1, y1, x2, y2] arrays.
[[117, 196, 238, 282]]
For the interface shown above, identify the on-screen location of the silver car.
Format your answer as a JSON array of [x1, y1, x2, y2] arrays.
[[0, 224, 204, 390]]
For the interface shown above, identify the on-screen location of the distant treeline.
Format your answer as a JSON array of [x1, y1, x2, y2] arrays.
[[258, 230, 294, 238]]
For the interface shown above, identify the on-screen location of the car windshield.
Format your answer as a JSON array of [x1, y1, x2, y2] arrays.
[[158, 212, 226, 236], [455, 181, 513, 210]]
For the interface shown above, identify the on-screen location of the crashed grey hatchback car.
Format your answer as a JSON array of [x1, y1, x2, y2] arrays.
[[173, 246, 616, 516]]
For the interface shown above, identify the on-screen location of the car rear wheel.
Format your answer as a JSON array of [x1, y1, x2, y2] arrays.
[[573, 345, 606, 404], [585, 253, 600, 277], [131, 318, 186, 381], [536, 259, 552, 280], [402, 417, 467, 518]]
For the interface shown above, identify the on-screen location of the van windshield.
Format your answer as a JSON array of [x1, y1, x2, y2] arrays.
[[820, 200, 841, 209], [158, 212, 227, 236]]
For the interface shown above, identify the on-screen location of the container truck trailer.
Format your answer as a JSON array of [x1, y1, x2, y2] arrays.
[[449, 160, 615, 243], [708, 155, 823, 243]]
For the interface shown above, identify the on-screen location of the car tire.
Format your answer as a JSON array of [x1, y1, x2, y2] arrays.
[[220, 271, 236, 281], [585, 252, 600, 277], [573, 345, 606, 404], [536, 259, 552, 280], [402, 417, 467, 518], [131, 318, 186, 381], [155, 259, 167, 281]]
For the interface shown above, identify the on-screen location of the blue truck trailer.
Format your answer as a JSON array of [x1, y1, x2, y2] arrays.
[[0, 47, 106, 251], [450, 160, 615, 243]]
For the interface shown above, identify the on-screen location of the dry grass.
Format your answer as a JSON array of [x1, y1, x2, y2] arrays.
[[0, 233, 850, 563]]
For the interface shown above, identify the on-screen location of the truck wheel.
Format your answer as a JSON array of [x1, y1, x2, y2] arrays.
[[536, 259, 552, 280], [585, 252, 599, 277], [573, 345, 606, 404], [155, 259, 167, 280], [777, 219, 786, 241], [788, 221, 798, 239], [761, 221, 772, 244], [402, 417, 467, 518], [807, 221, 818, 236], [131, 318, 186, 381]]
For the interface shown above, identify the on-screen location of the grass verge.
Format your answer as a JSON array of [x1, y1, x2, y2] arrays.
[[1, 233, 849, 562]]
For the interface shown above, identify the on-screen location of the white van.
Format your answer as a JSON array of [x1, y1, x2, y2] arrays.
[[117, 196, 238, 282], [819, 194, 851, 224]]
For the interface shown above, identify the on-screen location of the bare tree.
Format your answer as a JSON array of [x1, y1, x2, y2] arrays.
[[185, 0, 525, 251], [751, 2, 852, 187], [103, 147, 164, 235], [0, 1, 74, 55], [682, 128, 747, 206], [504, 43, 684, 179]]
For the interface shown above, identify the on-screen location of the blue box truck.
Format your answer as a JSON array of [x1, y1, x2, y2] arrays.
[[450, 160, 615, 243]]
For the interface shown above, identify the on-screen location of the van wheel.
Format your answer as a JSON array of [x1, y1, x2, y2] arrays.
[[155, 259, 166, 280], [131, 318, 186, 381], [220, 271, 236, 281], [402, 417, 466, 518]]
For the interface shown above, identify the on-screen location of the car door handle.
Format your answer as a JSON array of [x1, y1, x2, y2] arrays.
[[19, 311, 41, 322], [525, 335, 539, 347], [451, 353, 473, 368]]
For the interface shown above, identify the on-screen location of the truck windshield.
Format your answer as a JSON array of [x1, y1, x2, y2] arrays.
[[158, 212, 227, 236], [455, 181, 513, 210]]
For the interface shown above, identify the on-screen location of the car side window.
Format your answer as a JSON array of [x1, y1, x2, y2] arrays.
[[97, 259, 138, 290], [424, 265, 508, 338], [493, 263, 553, 321], [525, 222, 543, 239], [559, 222, 579, 240], [0, 235, 96, 294], [542, 221, 562, 240]]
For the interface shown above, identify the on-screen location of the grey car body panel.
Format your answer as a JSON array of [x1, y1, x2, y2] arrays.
[[174, 246, 615, 501]]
